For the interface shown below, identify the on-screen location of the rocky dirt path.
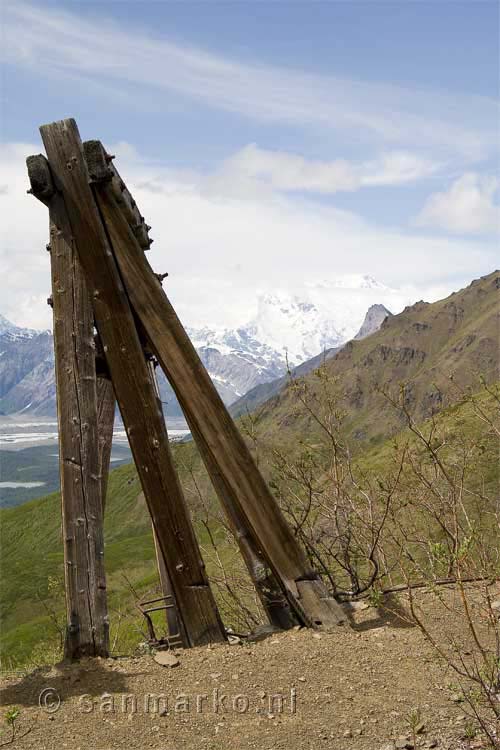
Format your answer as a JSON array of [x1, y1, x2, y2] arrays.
[[0, 596, 492, 750]]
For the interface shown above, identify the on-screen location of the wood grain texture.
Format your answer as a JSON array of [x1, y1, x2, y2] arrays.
[[91, 165, 347, 630], [40, 119, 225, 646], [83, 140, 152, 250], [49, 215, 109, 659]]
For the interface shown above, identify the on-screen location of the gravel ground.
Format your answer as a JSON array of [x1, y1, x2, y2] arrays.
[[0, 591, 496, 750]]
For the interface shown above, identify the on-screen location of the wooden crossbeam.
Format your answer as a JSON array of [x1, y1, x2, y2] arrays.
[[35, 119, 226, 647]]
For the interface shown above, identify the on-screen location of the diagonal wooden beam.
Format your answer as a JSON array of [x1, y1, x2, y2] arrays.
[[86, 143, 348, 630], [83, 140, 297, 629], [185, 417, 296, 629], [37, 119, 226, 647]]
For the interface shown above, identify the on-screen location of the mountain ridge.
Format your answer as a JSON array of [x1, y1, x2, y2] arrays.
[[0, 284, 392, 416], [248, 270, 499, 449]]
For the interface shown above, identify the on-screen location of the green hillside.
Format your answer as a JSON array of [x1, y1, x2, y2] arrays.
[[249, 271, 499, 450], [0, 462, 153, 666], [1, 380, 498, 668]]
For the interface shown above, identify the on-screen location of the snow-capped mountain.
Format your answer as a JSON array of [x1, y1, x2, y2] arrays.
[[186, 276, 394, 401], [0, 314, 39, 340], [0, 276, 393, 415], [0, 317, 54, 415]]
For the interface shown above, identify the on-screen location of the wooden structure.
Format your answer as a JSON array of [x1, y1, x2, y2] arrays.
[[27, 118, 347, 659]]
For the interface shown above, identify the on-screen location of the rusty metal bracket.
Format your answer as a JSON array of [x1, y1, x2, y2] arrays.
[[138, 594, 184, 650]]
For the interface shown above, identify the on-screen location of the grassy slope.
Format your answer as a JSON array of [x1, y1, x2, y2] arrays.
[[2, 383, 497, 667], [0, 463, 154, 664]]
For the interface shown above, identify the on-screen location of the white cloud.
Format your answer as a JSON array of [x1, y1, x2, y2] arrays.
[[360, 151, 441, 187], [0, 142, 52, 328], [416, 173, 499, 234], [1, 2, 497, 160], [1, 140, 497, 331], [220, 144, 441, 194]]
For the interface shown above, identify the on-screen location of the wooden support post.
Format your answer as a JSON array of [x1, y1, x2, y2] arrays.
[[38, 120, 225, 647], [85, 144, 347, 630], [27, 155, 109, 659]]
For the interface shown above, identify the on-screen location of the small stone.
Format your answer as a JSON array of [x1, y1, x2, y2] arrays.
[[395, 738, 413, 750], [343, 729, 353, 738], [154, 651, 179, 668], [298, 676, 306, 682], [210, 672, 222, 680], [312, 633, 322, 640], [450, 693, 463, 703]]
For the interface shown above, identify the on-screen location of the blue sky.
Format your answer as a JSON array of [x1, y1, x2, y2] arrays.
[[0, 0, 498, 329]]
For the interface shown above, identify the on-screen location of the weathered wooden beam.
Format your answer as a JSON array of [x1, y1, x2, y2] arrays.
[[26, 154, 54, 203], [84, 140, 152, 250], [27, 153, 109, 659], [186, 417, 296, 630], [83, 140, 297, 629], [39, 119, 225, 647], [89, 147, 347, 630]]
